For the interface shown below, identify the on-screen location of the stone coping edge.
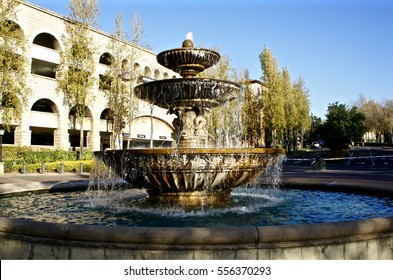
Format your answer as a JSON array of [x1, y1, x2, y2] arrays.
[[1, 216, 393, 246]]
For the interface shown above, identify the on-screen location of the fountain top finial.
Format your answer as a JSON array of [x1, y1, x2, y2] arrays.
[[182, 32, 194, 48]]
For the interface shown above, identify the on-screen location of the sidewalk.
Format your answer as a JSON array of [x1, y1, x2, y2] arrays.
[[0, 172, 90, 195], [0, 172, 89, 184]]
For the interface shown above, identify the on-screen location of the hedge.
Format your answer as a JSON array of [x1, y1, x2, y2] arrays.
[[10, 160, 93, 174], [3, 146, 93, 163], [2, 146, 94, 173]]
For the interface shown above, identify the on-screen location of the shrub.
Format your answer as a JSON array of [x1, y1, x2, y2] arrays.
[[10, 160, 92, 174], [2, 146, 93, 164]]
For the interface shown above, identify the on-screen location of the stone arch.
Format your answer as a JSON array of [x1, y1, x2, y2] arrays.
[[120, 59, 132, 80], [128, 115, 174, 147], [100, 108, 114, 121], [29, 98, 60, 146], [0, 92, 22, 143], [1, 20, 24, 40], [99, 108, 115, 150], [99, 52, 114, 65], [144, 66, 151, 78], [31, 98, 59, 113], [31, 33, 61, 78], [133, 63, 141, 81], [122, 59, 130, 71], [134, 63, 141, 72], [98, 52, 114, 87], [32, 32, 61, 50], [68, 105, 94, 150], [154, 69, 160, 80]]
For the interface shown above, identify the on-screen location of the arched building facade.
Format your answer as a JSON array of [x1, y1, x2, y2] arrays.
[[1, 1, 179, 151]]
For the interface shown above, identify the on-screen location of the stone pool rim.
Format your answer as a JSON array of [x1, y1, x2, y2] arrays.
[[1, 174, 393, 259]]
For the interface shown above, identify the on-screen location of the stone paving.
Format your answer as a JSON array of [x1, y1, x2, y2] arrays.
[[0, 172, 90, 195]]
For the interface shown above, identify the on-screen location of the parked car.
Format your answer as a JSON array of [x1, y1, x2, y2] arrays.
[[311, 141, 320, 148]]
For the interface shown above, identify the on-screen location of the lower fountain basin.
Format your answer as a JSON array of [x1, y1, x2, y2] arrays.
[[1, 180, 393, 260], [94, 148, 285, 206]]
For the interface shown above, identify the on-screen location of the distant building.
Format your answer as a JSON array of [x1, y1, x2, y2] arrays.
[[1, 1, 179, 151]]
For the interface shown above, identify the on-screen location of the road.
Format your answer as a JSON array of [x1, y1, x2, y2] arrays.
[[282, 146, 393, 186]]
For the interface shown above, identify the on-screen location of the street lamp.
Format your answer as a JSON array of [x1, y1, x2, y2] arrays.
[[0, 128, 4, 162]]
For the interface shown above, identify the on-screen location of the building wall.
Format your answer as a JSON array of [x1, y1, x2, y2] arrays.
[[1, 1, 178, 151]]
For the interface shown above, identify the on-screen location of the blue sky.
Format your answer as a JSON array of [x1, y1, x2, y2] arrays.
[[27, 0, 393, 118]]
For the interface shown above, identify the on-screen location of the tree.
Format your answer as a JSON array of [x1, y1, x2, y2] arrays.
[[101, 14, 142, 149], [0, 0, 31, 131], [291, 76, 311, 149], [320, 102, 366, 150], [307, 114, 323, 143], [259, 46, 285, 146], [382, 99, 393, 144], [282, 67, 294, 150], [356, 95, 393, 144], [355, 95, 385, 142], [197, 47, 243, 147], [56, 0, 99, 157], [242, 80, 265, 147]]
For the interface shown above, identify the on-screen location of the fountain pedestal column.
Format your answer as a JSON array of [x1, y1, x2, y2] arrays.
[[173, 106, 210, 148]]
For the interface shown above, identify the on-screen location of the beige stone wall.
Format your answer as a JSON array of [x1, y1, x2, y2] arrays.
[[2, 2, 179, 151]]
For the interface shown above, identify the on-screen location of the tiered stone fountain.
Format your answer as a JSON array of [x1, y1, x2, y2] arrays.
[[96, 34, 285, 206], [1, 36, 393, 260]]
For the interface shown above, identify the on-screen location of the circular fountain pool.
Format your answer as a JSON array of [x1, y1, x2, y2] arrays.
[[1, 187, 392, 227]]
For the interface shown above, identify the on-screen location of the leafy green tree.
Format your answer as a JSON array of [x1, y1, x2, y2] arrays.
[[307, 114, 323, 144], [56, 0, 99, 156], [356, 95, 393, 144], [291, 76, 311, 149], [198, 46, 234, 80], [0, 0, 31, 130], [197, 47, 243, 146], [382, 99, 393, 144], [320, 102, 366, 150], [259, 46, 285, 147], [101, 14, 143, 149], [242, 79, 265, 147], [281, 71, 311, 152], [355, 95, 384, 142], [282, 67, 294, 150]]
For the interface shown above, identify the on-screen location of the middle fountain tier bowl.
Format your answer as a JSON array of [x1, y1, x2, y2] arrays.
[[134, 77, 242, 110], [95, 147, 285, 207]]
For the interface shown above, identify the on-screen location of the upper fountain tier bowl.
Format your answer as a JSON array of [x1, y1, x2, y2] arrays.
[[157, 39, 220, 78]]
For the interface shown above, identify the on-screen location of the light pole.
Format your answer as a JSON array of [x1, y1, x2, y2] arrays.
[[0, 128, 4, 162], [0, 128, 4, 175]]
